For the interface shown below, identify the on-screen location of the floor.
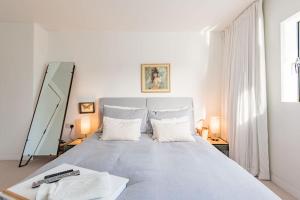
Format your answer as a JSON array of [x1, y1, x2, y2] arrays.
[[261, 181, 298, 200], [0, 159, 297, 200], [0, 158, 54, 190]]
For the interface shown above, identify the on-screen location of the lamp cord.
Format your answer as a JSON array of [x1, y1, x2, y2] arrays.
[[68, 125, 74, 141]]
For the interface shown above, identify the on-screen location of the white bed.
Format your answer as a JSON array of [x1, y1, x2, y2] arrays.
[[28, 97, 280, 200]]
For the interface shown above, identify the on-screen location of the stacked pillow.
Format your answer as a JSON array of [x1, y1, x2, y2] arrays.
[[147, 107, 193, 134], [148, 108, 195, 142], [101, 105, 147, 141], [151, 117, 195, 142], [101, 105, 195, 142], [103, 105, 148, 133]]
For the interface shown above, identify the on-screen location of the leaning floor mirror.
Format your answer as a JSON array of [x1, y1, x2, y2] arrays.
[[19, 62, 75, 167]]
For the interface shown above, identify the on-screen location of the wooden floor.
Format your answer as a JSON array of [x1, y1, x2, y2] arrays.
[[0, 159, 297, 200]]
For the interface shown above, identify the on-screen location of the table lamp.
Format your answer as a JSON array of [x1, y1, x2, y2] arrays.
[[210, 116, 220, 141], [81, 115, 91, 139]]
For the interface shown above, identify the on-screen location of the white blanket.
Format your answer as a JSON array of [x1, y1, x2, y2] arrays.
[[36, 172, 111, 200], [29, 135, 280, 200]]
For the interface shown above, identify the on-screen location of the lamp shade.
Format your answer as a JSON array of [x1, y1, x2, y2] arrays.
[[210, 116, 220, 134], [81, 116, 91, 135]]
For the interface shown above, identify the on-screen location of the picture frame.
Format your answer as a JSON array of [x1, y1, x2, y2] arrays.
[[79, 102, 95, 114], [141, 63, 170, 93]]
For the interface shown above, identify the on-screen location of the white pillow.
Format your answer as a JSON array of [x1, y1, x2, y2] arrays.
[[151, 116, 189, 139], [102, 117, 142, 141], [151, 117, 195, 142]]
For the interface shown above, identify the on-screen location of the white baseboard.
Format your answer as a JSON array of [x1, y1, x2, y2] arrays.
[[271, 173, 300, 199], [0, 154, 20, 160]]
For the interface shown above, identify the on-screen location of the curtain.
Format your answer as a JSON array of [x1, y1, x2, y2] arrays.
[[221, 0, 270, 180]]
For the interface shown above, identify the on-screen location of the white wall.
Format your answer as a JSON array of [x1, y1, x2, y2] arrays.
[[206, 32, 224, 136], [0, 23, 34, 160], [46, 31, 223, 139], [0, 25, 223, 158], [33, 23, 49, 102], [0, 23, 49, 160], [264, 0, 300, 198]]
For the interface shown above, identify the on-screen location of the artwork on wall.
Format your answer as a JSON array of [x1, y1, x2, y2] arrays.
[[141, 63, 170, 93], [79, 102, 95, 114]]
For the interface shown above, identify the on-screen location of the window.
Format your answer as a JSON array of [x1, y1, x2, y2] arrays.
[[296, 21, 300, 101], [280, 13, 300, 102], [298, 21, 300, 59]]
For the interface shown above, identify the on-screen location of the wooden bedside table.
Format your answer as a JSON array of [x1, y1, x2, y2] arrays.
[[59, 139, 82, 155], [207, 137, 229, 157]]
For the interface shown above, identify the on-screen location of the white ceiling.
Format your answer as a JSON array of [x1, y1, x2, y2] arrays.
[[0, 0, 254, 31]]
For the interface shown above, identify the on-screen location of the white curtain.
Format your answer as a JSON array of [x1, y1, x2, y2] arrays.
[[221, 0, 270, 180]]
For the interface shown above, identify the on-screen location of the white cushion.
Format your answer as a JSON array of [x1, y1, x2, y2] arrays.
[[102, 117, 142, 141], [151, 116, 188, 139], [151, 117, 195, 142]]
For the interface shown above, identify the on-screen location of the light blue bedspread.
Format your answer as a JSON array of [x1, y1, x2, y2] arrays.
[[30, 134, 280, 200]]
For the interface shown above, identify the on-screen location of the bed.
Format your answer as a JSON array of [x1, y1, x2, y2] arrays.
[[29, 97, 280, 200]]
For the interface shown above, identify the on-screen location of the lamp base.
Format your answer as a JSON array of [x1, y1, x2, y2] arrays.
[[210, 134, 219, 141]]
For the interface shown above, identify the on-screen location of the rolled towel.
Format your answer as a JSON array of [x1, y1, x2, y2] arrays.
[[36, 172, 111, 200]]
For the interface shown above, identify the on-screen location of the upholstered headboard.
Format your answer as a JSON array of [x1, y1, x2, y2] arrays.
[[99, 97, 194, 130]]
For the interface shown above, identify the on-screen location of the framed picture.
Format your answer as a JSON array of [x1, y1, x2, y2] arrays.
[[79, 102, 95, 114], [141, 63, 170, 93]]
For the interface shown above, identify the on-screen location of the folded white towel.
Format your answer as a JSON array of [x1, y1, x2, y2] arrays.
[[36, 172, 112, 200]]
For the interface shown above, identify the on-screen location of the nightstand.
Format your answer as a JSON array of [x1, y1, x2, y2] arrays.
[[207, 137, 229, 157], [59, 139, 82, 155]]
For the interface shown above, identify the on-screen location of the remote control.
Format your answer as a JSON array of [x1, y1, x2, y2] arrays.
[[44, 169, 74, 179], [32, 170, 80, 188]]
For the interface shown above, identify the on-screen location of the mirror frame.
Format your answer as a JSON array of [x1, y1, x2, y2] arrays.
[[19, 63, 75, 167]]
